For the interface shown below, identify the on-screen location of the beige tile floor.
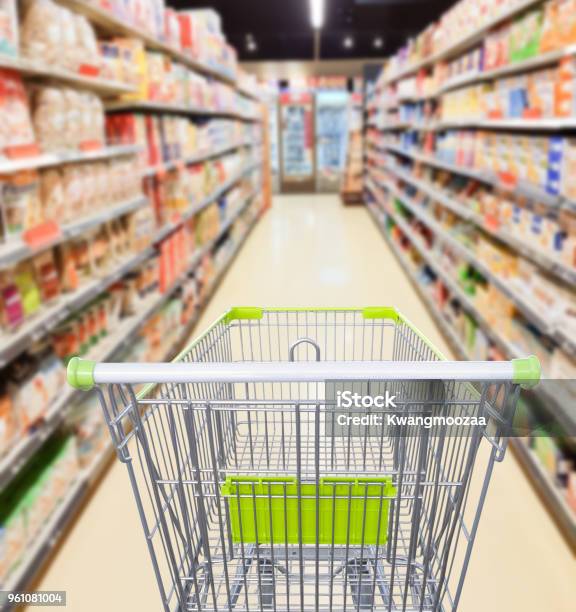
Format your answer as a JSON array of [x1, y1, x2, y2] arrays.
[[34, 194, 576, 611]]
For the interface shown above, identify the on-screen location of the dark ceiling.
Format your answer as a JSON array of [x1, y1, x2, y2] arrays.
[[173, 0, 459, 61]]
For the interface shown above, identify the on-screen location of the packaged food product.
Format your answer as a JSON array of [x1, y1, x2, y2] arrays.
[[0, 271, 24, 329], [0, 170, 42, 238], [20, 0, 62, 66], [40, 168, 65, 222], [0, 69, 36, 155], [13, 262, 41, 317], [0, 381, 15, 456], [0, 0, 18, 56], [62, 88, 83, 147], [32, 250, 60, 302], [30, 86, 67, 151], [59, 4, 79, 71], [68, 395, 106, 468], [61, 164, 86, 220], [74, 14, 100, 72]]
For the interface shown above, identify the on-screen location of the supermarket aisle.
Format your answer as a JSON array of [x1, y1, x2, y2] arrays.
[[34, 195, 576, 611]]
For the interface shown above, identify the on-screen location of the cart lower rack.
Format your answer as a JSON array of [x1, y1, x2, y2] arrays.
[[68, 307, 540, 612]]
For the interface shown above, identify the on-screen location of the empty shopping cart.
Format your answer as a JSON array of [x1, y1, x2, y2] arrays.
[[68, 307, 540, 612]]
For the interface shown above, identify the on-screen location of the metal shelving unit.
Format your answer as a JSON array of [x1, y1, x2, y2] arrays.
[[0, 199, 262, 599], [142, 138, 259, 177], [367, 171, 575, 429], [53, 0, 237, 86], [366, 193, 576, 551], [0, 0, 268, 600], [375, 154, 576, 285], [0, 194, 148, 269], [381, 0, 544, 85], [0, 161, 260, 368]]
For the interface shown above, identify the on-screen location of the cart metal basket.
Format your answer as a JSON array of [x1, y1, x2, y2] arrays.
[[68, 307, 540, 612]]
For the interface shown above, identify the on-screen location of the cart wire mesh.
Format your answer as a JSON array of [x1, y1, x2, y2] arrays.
[[90, 308, 523, 611]]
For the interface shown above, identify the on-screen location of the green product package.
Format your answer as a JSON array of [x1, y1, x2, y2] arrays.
[[14, 268, 41, 317], [222, 476, 397, 546]]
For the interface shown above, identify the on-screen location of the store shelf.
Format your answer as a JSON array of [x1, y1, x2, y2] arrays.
[[385, 143, 563, 208], [383, 0, 543, 85], [439, 45, 576, 95], [380, 156, 576, 285], [0, 287, 162, 492], [53, 0, 237, 87], [0, 247, 153, 368], [0, 143, 141, 175], [367, 195, 576, 554], [511, 438, 576, 552], [389, 45, 576, 102], [153, 159, 261, 243], [105, 99, 260, 122], [0, 53, 135, 96], [0, 157, 260, 368], [366, 200, 469, 360], [435, 117, 576, 131], [0, 186, 260, 494], [0, 195, 148, 269], [370, 171, 553, 331], [237, 84, 262, 102], [164, 211, 261, 362], [0, 196, 262, 600], [366, 175, 576, 432], [142, 138, 257, 177]]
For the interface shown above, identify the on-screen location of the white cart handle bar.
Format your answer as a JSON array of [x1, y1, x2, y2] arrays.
[[68, 356, 541, 391]]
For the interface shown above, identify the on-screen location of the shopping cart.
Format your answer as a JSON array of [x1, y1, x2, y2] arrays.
[[68, 307, 540, 612]]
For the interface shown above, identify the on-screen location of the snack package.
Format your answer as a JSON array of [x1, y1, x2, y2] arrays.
[[0, 0, 18, 56], [40, 168, 65, 221], [0, 69, 36, 155], [62, 88, 82, 148], [30, 86, 67, 151], [0, 170, 42, 238], [0, 271, 24, 329], [73, 15, 100, 72], [61, 164, 85, 220], [20, 0, 62, 66], [0, 382, 15, 457], [13, 262, 41, 317], [32, 250, 60, 302]]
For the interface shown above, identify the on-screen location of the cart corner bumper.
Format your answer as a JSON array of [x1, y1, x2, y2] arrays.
[[67, 357, 96, 390]]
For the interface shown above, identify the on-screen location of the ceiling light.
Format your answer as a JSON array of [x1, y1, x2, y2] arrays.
[[344, 36, 354, 49], [373, 37, 383, 49], [310, 0, 325, 29]]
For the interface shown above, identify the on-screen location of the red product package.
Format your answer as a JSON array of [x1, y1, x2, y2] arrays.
[[178, 14, 195, 56], [145, 115, 161, 166], [0, 69, 38, 157]]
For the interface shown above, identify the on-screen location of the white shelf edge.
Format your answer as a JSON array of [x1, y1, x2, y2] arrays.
[[0, 143, 142, 175], [105, 99, 260, 122], [0, 53, 136, 96]]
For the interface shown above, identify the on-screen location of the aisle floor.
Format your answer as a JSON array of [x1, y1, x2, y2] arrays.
[[35, 194, 576, 611]]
